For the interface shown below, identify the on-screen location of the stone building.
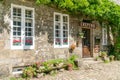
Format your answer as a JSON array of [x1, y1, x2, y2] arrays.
[[0, 0, 107, 77]]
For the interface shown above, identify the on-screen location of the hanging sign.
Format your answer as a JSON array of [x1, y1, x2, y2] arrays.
[[80, 22, 96, 29]]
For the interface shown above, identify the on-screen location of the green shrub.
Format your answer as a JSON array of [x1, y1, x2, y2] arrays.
[[22, 66, 37, 78], [109, 55, 115, 61], [66, 54, 78, 70], [115, 53, 120, 60], [99, 51, 107, 57]]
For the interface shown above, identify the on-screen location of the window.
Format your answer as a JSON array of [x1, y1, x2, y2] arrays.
[[102, 28, 107, 45], [11, 4, 34, 49], [54, 12, 69, 48]]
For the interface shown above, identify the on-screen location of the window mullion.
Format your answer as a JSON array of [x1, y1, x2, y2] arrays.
[[21, 7, 25, 48], [61, 14, 63, 47], [11, 5, 13, 48]]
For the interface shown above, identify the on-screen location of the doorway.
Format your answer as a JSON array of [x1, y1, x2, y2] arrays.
[[82, 28, 91, 58]]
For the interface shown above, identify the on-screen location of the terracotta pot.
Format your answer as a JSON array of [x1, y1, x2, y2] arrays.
[[70, 43, 76, 50], [67, 64, 73, 71]]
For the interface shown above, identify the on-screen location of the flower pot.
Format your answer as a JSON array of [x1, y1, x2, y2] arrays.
[[67, 64, 73, 71], [109, 55, 114, 61]]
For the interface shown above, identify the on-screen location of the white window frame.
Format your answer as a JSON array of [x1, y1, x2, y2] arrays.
[[102, 28, 107, 45], [54, 12, 69, 48], [11, 4, 35, 49]]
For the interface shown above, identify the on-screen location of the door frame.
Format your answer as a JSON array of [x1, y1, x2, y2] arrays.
[[82, 28, 94, 58]]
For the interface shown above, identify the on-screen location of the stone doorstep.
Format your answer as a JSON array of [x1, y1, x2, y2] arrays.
[[83, 57, 103, 64]]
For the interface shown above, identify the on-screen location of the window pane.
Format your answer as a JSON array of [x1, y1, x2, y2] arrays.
[[13, 27, 16, 31], [55, 38, 61, 45], [25, 32, 27, 36], [55, 15, 60, 21], [55, 24, 60, 29], [25, 19, 32, 27], [56, 34, 60, 37], [13, 17, 21, 26], [63, 23, 68, 30], [55, 30, 60, 37], [28, 28, 32, 31], [18, 22, 21, 26], [13, 21, 17, 25], [13, 8, 21, 16], [13, 37, 21, 46], [55, 30, 60, 34], [25, 37, 33, 46], [25, 10, 32, 18], [63, 16, 68, 22], [17, 27, 21, 31], [13, 8, 16, 13], [25, 28, 33, 36], [63, 38, 68, 45], [17, 32, 21, 36], [63, 31, 68, 37], [28, 32, 32, 36], [13, 32, 16, 36]]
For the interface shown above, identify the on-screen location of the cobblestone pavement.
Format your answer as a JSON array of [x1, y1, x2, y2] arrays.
[[33, 61, 120, 80], [2, 61, 120, 80]]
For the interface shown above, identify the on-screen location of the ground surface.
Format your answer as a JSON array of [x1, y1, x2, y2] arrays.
[[2, 61, 120, 80], [33, 61, 120, 80]]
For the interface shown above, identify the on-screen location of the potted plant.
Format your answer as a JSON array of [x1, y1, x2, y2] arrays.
[[67, 63, 73, 71], [69, 43, 76, 53], [109, 55, 115, 61], [79, 32, 84, 38], [94, 56, 100, 61], [100, 51, 107, 58]]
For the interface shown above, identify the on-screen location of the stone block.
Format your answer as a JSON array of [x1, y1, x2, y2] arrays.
[[0, 64, 10, 78]]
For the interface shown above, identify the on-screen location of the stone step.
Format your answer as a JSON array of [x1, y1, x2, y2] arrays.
[[83, 58, 102, 64], [83, 57, 94, 60]]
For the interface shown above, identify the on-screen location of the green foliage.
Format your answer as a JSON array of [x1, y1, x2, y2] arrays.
[[67, 54, 78, 69], [22, 66, 37, 78], [109, 55, 115, 61], [35, 0, 120, 24], [36, 0, 51, 4], [99, 51, 107, 57], [21, 56, 79, 79], [36, 59, 65, 74], [104, 59, 110, 63]]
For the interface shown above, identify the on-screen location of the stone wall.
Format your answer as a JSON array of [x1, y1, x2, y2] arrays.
[[93, 21, 102, 57], [0, 0, 82, 77]]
